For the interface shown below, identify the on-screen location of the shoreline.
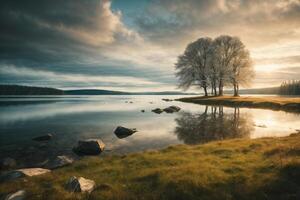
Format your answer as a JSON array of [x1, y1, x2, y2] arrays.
[[176, 95, 300, 113], [1, 133, 300, 199]]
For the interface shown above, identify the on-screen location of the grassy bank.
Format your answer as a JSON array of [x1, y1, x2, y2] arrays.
[[177, 96, 300, 113], [1, 133, 300, 200]]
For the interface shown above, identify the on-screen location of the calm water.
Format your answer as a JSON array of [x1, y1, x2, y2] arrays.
[[0, 95, 299, 168]]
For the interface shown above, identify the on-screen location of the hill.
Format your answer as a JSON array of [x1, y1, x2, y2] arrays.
[[0, 85, 64, 95], [0, 85, 197, 95]]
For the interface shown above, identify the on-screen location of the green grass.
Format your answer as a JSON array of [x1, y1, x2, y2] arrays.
[[177, 95, 300, 113], [1, 134, 300, 200]]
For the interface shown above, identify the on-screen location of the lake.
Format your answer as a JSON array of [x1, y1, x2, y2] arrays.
[[0, 95, 299, 168]]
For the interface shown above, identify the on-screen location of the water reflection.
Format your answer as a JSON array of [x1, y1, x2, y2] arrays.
[[1, 95, 300, 169], [174, 106, 254, 144]]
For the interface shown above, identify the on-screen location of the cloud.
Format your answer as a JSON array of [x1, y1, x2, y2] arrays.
[[134, 0, 300, 49], [0, 0, 299, 90], [0, 65, 163, 87]]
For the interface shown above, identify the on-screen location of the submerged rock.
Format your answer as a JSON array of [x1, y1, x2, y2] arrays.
[[65, 176, 95, 193], [4, 190, 26, 200], [163, 106, 181, 113], [44, 155, 74, 169], [141, 109, 145, 113], [0, 168, 50, 182], [169, 106, 181, 112], [0, 157, 17, 170], [163, 107, 175, 113], [255, 124, 267, 128], [152, 108, 164, 114], [162, 98, 173, 102], [114, 126, 137, 139], [32, 134, 53, 141], [73, 139, 105, 155]]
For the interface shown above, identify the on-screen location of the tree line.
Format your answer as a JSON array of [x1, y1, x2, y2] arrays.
[[0, 85, 64, 95], [279, 80, 300, 95], [175, 35, 254, 96]]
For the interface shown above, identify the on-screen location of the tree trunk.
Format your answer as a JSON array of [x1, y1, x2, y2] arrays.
[[203, 86, 208, 96], [218, 79, 223, 96], [233, 82, 239, 96], [233, 84, 237, 96], [214, 84, 217, 96]]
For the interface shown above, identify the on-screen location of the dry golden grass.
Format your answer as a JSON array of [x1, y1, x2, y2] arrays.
[[1, 133, 300, 200], [177, 95, 300, 112]]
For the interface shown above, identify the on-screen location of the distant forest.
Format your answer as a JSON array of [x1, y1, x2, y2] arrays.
[[279, 80, 300, 95], [0, 85, 63, 95], [0, 83, 299, 95], [0, 85, 197, 95]]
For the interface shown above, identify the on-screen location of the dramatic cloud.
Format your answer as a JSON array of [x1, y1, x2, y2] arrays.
[[0, 0, 299, 90]]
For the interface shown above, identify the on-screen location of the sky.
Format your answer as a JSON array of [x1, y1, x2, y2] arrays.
[[0, 0, 299, 92]]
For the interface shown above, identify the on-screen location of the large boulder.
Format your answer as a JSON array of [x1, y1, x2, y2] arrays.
[[4, 190, 26, 200], [44, 155, 74, 169], [32, 134, 52, 141], [152, 108, 164, 114], [65, 176, 95, 193], [73, 139, 105, 155], [114, 126, 137, 139], [0, 168, 50, 182]]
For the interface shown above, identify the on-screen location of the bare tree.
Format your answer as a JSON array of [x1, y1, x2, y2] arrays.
[[175, 37, 212, 96], [176, 35, 254, 96], [212, 35, 253, 96], [211, 36, 234, 95], [230, 48, 254, 96]]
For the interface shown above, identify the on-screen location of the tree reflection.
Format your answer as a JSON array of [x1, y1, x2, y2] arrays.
[[174, 106, 254, 144]]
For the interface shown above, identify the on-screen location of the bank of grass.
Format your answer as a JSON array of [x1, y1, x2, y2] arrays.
[[177, 95, 300, 113], [1, 133, 300, 200]]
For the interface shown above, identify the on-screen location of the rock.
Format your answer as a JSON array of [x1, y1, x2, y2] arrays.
[[65, 176, 95, 193], [162, 98, 173, 102], [4, 190, 26, 200], [114, 126, 137, 139], [163, 106, 181, 113], [163, 107, 175, 113], [255, 124, 267, 128], [32, 134, 53, 141], [169, 106, 181, 112], [129, 101, 133, 104], [73, 139, 105, 155], [0, 168, 50, 182], [152, 108, 164, 114], [141, 110, 145, 113], [17, 168, 51, 176], [44, 156, 74, 169], [0, 157, 16, 170]]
